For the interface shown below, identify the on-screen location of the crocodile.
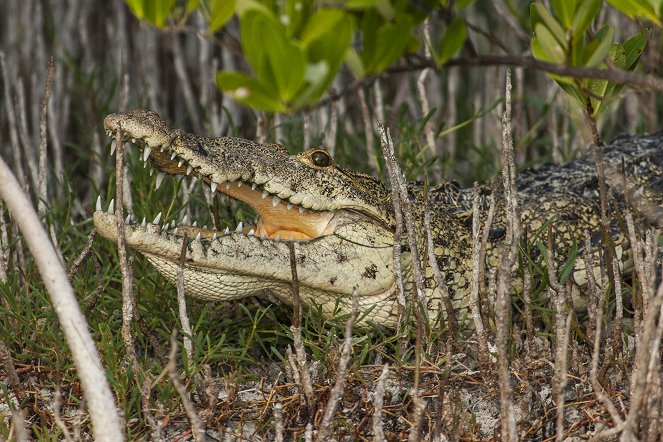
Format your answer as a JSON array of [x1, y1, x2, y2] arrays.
[[93, 109, 663, 328]]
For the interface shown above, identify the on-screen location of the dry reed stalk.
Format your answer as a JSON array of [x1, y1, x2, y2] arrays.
[[327, 91, 338, 157], [0, 52, 27, 189], [378, 122, 427, 401], [37, 57, 54, 216], [359, 87, 378, 171], [113, 128, 137, 366], [66, 229, 97, 280], [274, 402, 284, 442], [170, 34, 202, 135], [468, 185, 489, 358], [376, 123, 406, 322], [544, 231, 571, 442], [417, 18, 439, 180], [407, 397, 427, 442], [288, 241, 316, 418], [316, 288, 359, 441], [372, 364, 389, 442], [585, 244, 624, 437], [303, 111, 311, 150], [0, 339, 23, 402], [177, 237, 194, 361], [167, 331, 206, 441]]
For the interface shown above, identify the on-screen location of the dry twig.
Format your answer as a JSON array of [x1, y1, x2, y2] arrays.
[[177, 237, 194, 361], [167, 331, 206, 441], [289, 241, 316, 418], [316, 288, 359, 441], [37, 57, 54, 216], [372, 364, 389, 442]]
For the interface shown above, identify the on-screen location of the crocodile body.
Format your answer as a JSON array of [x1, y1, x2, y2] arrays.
[[93, 109, 663, 328]]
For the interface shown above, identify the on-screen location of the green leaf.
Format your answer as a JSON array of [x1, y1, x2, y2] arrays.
[[583, 25, 614, 67], [551, 0, 575, 28], [124, 0, 177, 27], [533, 2, 567, 46], [533, 23, 566, 63], [187, 0, 201, 12], [344, 48, 365, 79], [299, 10, 353, 104], [207, 0, 236, 32], [607, 0, 662, 26], [239, 9, 306, 101], [216, 71, 286, 112], [571, 0, 602, 39], [362, 16, 415, 74], [622, 31, 648, 69], [436, 16, 467, 66]]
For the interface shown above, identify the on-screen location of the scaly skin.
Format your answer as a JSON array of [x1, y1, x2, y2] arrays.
[[94, 109, 663, 328]]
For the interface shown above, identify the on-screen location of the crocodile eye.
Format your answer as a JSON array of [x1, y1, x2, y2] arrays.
[[311, 150, 331, 167]]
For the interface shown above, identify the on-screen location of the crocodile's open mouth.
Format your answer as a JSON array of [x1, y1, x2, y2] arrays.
[[105, 133, 340, 241]]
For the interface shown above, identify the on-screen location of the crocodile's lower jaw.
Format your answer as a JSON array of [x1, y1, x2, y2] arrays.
[[93, 210, 402, 327]]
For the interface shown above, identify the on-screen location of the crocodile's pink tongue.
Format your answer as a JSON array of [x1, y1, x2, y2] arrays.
[[218, 181, 335, 240]]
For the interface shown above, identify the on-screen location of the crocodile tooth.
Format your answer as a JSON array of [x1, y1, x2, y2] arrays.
[[287, 202, 293, 210], [131, 138, 136, 143], [170, 152, 177, 160], [251, 183, 257, 190], [149, 167, 153, 175], [110, 140, 116, 156], [212, 233, 217, 240], [194, 232, 201, 241], [235, 222, 243, 233], [272, 196, 280, 207], [107, 199, 115, 214], [160, 146, 165, 153], [186, 165, 193, 175], [225, 182, 231, 189], [106, 130, 111, 136], [223, 227, 229, 234], [152, 212, 162, 225], [260, 234, 267, 239], [141, 217, 147, 227], [192, 221, 197, 227], [96, 195, 102, 211], [210, 182, 218, 193], [125, 214, 131, 223], [143, 147, 152, 162], [203, 224, 208, 230], [182, 214, 189, 225], [173, 227, 178, 235], [237, 181, 242, 188], [178, 159, 185, 168], [299, 207, 305, 214], [155, 173, 165, 189], [274, 235, 281, 241], [262, 191, 268, 199], [247, 229, 255, 236]]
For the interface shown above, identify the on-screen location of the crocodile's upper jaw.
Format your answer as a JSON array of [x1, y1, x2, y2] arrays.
[[102, 109, 394, 242]]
